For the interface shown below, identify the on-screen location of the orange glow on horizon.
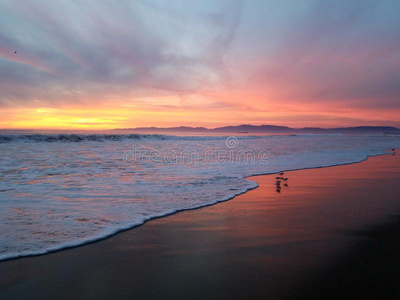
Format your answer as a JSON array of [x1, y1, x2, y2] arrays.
[[1, 96, 399, 130], [1, 81, 399, 131]]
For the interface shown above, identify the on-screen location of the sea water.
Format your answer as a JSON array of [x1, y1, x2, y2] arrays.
[[0, 133, 399, 260]]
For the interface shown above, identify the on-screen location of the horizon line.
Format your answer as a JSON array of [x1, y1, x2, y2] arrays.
[[1, 124, 399, 132]]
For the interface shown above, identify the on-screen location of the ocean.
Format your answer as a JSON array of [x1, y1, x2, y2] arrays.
[[1, 132, 399, 261]]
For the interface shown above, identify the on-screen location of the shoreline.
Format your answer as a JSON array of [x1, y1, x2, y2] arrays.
[[0, 149, 396, 263], [1, 151, 400, 299]]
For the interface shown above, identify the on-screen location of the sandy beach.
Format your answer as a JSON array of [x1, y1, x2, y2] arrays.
[[1, 152, 400, 300]]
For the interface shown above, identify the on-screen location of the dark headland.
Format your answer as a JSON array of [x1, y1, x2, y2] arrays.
[[113, 124, 400, 134]]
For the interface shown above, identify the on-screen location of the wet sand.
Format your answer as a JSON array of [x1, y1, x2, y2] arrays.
[[1, 152, 400, 299]]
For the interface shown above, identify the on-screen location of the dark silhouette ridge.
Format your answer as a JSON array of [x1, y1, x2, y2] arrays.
[[114, 125, 400, 134]]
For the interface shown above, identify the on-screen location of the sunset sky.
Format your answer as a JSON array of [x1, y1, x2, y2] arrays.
[[1, 0, 400, 129]]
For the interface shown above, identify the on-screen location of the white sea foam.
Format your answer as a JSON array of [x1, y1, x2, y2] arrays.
[[0, 134, 399, 261]]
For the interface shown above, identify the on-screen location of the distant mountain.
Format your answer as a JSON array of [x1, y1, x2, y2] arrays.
[[211, 124, 291, 133], [113, 125, 400, 134]]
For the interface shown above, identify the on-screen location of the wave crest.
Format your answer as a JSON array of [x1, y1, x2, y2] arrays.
[[0, 134, 169, 143]]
